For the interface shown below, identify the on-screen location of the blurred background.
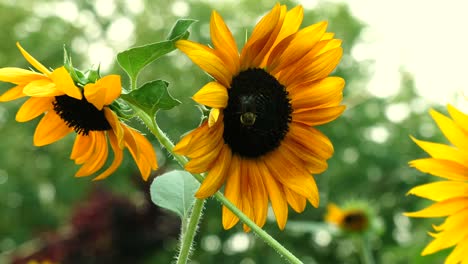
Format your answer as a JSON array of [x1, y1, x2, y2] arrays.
[[0, 0, 466, 263]]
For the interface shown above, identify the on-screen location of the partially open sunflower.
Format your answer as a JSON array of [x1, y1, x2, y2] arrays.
[[0, 43, 158, 180], [174, 4, 345, 230]]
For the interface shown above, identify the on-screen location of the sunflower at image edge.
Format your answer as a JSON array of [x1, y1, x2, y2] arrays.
[[405, 105, 468, 264], [0, 43, 158, 180], [174, 4, 345, 230]]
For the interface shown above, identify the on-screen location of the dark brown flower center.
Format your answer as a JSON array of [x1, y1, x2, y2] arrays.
[[223, 68, 292, 158], [343, 211, 368, 232], [53, 95, 111, 135]]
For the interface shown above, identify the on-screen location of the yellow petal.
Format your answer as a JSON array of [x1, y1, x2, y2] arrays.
[[195, 144, 232, 198], [183, 120, 223, 158], [93, 130, 124, 180], [411, 136, 468, 165], [16, 42, 51, 76], [123, 125, 140, 160], [249, 160, 269, 227], [23, 79, 60, 97], [0, 67, 44, 84], [289, 77, 345, 107], [324, 203, 344, 225], [0, 85, 25, 102], [434, 208, 468, 231], [406, 181, 468, 202], [259, 160, 288, 230], [282, 136, 328, 174], [292, 106, 346, 126], [269, 5, 304, 52], [404, 197, 468, 218], [33, 111, 73, 146], [445, 238, 468, 264], [125, 126, 158, 180], [184, 137, 223, 173], [222, 155, 242, 229], [16, 97, 53, 122], [84, 75, 121, 110], [409, 158, 468, 180], [176, 40, 232, 87], [174, 122, 210, 154], [284, 187, 307, 213], [269, 21, 328, 73], [50, 67, 82, 100], [75, 132, 109, 177], [240, 3, 282, 69], [208, 108, 221, 127], [421, 209, 468, 255], [210, 10, 239, 75], [70, 133, 95, 164], [288, 122, 334, 160], [104, 108, 124, 147], [240, 165, 254, 232], [280, 47, 343, 87], [430, 109, 468, 150], [447, 104, 468, 134], [265, 146, 319, 207], [192, 81, 228, 108]]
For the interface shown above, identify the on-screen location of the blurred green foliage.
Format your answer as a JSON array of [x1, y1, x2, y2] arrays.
[[0, 0, 451, 263]]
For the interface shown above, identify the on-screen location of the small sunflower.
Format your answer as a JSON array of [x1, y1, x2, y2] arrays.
[[174, 4, 344, 230], [325, 203, 369, 233], [405, 105, 468, 264], [0, 43, 158, 180]]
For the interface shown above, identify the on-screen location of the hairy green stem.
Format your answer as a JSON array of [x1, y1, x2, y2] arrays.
[[176, 198, 205, 264], [132, 106, 302, 264]]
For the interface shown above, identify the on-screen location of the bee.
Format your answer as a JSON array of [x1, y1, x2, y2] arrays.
[[238, 94, 257, 126]]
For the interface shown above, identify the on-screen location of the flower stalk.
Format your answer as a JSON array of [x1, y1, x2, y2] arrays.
[[130, 104, 303, 264], [359, 234, 375, 264], [176, 198, 205, 264]]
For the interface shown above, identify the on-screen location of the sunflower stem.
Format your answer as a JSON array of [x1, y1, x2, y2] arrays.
[[359, 234, 375, 264], [129, 105, 302, 264], [177, 198, 205, 264]]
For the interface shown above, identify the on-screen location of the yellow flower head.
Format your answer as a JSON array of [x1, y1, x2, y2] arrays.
[[174, 4, 345, 230], [405, 105, 468, 264], [325, 203, 369, 233], [0, 43, 158, 180]]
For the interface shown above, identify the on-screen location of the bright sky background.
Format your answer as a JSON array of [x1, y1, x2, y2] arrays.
[[23, 0, 467, 109], [325, 0, 468, 109]]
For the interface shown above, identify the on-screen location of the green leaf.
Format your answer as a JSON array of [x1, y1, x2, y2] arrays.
[[166, 19, 197, 40], [116, 41, 175, 85], [150, 170, 200, 219], [122, 80, 180, 116], [116, 19, 196, 87]]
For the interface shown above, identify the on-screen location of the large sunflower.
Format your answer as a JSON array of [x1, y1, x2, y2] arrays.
[[405, 105, 468, 264], [0, 43, 158, 180], [174, 4, 344, 230]]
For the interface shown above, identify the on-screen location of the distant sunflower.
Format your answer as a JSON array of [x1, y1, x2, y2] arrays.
[[325, 203, 369, 233], [174, 4, 344, 230], [405, 105, 468, 264], [0, 43, 158, 180]]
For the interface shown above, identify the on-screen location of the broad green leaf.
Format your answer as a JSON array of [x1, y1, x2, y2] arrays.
[[116, 41, 174, 85], [150, 170, 200, 219], [122, 80, 180, 116], [116, 19, 196, 86]]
